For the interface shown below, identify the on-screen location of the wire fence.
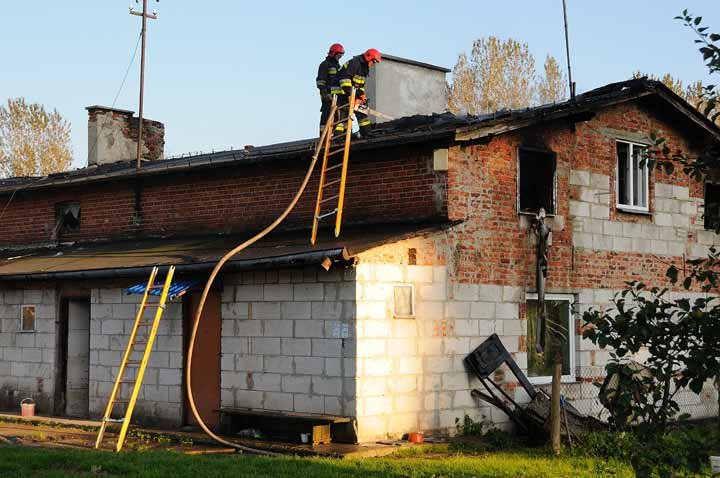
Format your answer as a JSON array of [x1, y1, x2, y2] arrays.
[[535, 366, 719, 423]]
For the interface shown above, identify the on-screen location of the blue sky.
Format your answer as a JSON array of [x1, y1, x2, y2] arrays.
[[1, 1, 719, 169]]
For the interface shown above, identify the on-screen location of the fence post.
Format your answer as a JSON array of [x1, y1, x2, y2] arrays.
[[550, 353, 562, 456]]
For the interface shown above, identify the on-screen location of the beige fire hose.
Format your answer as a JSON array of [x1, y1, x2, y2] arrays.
[[185, 110, 336, 454]]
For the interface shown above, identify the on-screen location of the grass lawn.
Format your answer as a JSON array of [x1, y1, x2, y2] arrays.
[[0, 444, 634, 478]]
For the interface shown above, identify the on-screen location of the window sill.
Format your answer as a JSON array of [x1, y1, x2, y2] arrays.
[[616, 205, 651, 215]]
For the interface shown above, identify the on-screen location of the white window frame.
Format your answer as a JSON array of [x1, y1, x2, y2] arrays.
[[615, 140, 650, 213], [525, 293, 575, 384], [392, 284, 415, 319]]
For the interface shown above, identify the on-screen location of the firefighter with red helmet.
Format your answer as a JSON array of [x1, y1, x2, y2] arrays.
[[316, 43, 345, 135], [335, 48, 382, 138]]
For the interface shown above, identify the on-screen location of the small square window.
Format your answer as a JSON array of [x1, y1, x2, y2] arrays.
[[53, 202, 80, 238], [616, 141, 648, 212], [525, 295, 575, 383], [393, 285, 414, 318], [518, 148, 556, 215], [704, 183, 720, 231], [21, 305, 36, 332]]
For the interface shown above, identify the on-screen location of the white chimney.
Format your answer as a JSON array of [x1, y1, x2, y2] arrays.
[[86, 106, 165, 166]]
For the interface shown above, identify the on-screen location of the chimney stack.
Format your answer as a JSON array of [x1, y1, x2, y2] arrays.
[[86, 106, 165, 166], [365, 54, 450, 123]]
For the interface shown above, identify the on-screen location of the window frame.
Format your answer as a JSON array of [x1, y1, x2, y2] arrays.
[[704, 182, 720, 231], [524, 293, 576, 384], [516, 146, 557, 217], [615, 140, 650, 213], [392, 284, 415, 319], [20, 304, 36, 333]]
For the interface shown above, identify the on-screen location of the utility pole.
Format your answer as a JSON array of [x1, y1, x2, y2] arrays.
[[562, 0, 575, 99], [130, 0, 158, 169]]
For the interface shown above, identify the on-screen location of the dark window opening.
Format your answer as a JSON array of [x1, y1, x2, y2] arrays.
[[705, 183, 720, 231], [53, 202, 81, 239], [518, 148, 555, 214]]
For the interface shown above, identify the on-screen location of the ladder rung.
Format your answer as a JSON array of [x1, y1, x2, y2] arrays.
[[143, 303, 165, 309], [326, 148, 345, 157], [103, 418, 125, 423], [118, 380, 137, 384], [323, 178, 341, 188], [315, 209, 338, 220], [325, 163, 344, 173], [320, 194, 339, 204], [125, 360, 142, 365]]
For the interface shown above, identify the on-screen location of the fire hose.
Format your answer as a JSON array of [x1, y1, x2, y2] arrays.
[[184, 117, 334, 455]]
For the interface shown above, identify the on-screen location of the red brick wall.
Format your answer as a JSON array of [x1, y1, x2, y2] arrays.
[[0, 146, 447, 247], [445, 100, 706, 291]]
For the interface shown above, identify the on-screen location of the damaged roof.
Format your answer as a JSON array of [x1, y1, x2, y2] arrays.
[[0, 222, 452, 280], [1, 77, 716, 195]]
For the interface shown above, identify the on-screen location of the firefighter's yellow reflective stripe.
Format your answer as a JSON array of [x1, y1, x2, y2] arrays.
[[339, 78, 352, 87], [331, 87, 343, 95], [335, 124, 345, 132], [316, 80, 326, 86], [353, 75, 366, 84], [359, 119, 372, 127], [328, 68, 337, 74]]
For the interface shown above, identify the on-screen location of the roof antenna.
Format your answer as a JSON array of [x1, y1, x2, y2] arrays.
[[129, 0, 159, 169], [562, 0, 576, 100]]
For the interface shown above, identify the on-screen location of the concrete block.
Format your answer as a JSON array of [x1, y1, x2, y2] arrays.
[[433, 267, 447, 283], [573, 232, 592, 249], [495, 302, 518, 319], [159, 368, 181, 386], [251, 302, 281, 320], [672, 213, 690, 228], [361, 358, 391, 377], [569, 200, 590, 218], [281, 338, 311, 356], [362, 320, 390, 338], [324, 396, 343, 415], [592, 234, 613, 251], [282, 302, 311, 320], [415, 301, 443, 319], [569, 169, 590, 186], [101, 319, 124, 335], [235, 389, 264, 408], [388, 376, 417, 394], [222, 303, 249, 320], [99, 288, 122, 304], [252, 337, 282, 356], [282, 375, 311, 393], [443, 337, 469, 355], [293, 284, 324, 301], [294, 356, 325, 375], [452, 319, 478, 337], [294, 394, 325, 414], [295, 320, 324, 338], [655, 183, 673, 198], [470, 302, 495, 319], [92, 304, 113, 320], [453, 284, 478, 301], [577, 187, 598, 203], [667, 241, 685, 256], [651, 240, 668, 255], [591, 204, 609, 219], [502, 286, 523, 303], [632, 237, 652, 254], [251, 373, 281, 392], [442, 372, 470, 391], [445, 301, 470, 319], [406, 266, 433, 283], [264, 356, 293, 374], [373, 265, 403, 282], [673, 185, 690, 200], [612, 236, 632, 252], [264, 392, 293, 411], [478, 284, 503, 302], [356, 339, 386, 358], [311, 302, 343, 320], [362, 283, 390, 302], [235, 285, 263, 301], [313, 376, 342, 396], [235, 319, 263, 337], [235, 354, 263, 372], [263, 320, 293, 338], [590, 173, 610, 190], [500, 319, 523, 335], [398, 357, 423, 374], [325, 358, 342, 376], [622, 222, 644, 238], [654, 212, 673, 227], [21, 347, 42, 363], [312, 338, 342, 357], [602, 221, 623, 236]]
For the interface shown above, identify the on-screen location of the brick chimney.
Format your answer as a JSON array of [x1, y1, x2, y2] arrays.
[[86, 106, 165, 166], [365, 54, 450, 123]]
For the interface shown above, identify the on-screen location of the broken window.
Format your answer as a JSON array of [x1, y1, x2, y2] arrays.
[[705, 183, 720, 231], [525, 295, 574, 382], [21, 305, 36, 332], [518, 148, 555, 214], [616, 141, 648, 211], [53, 202, 81, 239], [393, 285, 414, 318]]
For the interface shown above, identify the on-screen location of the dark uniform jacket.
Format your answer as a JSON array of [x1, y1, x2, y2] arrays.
[[338, 55, 369, 98], [316, 56, 341, 99]]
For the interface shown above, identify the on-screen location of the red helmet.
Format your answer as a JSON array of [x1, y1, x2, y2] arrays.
[[328, 43, 345, 56], [363, 48, 382, 64]]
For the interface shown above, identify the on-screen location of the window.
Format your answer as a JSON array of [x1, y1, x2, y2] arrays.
[[616, 141, 648, 211], [21, 305, 36, 332], [525, 294, 574, 383], [705, 183, 720, 231], [518, 147, 556, 215], [393, 285, 414, 318], [53, 202, 80, 239]]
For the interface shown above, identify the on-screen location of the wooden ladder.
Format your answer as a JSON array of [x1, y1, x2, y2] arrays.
[[94, 265, 175, 452], [311, 87, 358, 245]]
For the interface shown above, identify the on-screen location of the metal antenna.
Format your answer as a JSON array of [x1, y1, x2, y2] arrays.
[[562, 0, 575, 99], [129, 0, 159, 169]]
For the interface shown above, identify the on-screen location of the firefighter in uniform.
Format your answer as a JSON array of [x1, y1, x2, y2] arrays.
[[335, 48, 382, 138], [316, 43, 345, 135]]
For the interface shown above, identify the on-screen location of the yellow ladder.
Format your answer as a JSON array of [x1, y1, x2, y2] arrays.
[[311, 87, 358, 245], [94, 265, 175, 452]]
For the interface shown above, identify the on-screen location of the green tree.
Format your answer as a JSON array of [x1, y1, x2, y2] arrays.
[[0, 98, 72, 178]]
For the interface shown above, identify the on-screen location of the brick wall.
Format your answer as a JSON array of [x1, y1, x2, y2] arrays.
[[0, 146, 446, 248], [0, 287, 56, 413]]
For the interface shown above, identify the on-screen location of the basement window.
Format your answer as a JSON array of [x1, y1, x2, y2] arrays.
[[705, 183, 720, 231], [616, 141, 649, 212], [393, 285, 414, 319], [525, 294, 575, 383], [518, 148, 556, 215], [21, 305, 36, 332], [53, 202, 81, 238]]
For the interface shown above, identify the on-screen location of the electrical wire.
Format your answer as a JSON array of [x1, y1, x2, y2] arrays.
[[184, 102, 338, 455]]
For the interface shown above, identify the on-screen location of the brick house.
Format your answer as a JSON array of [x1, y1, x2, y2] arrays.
[[1, 75, 719, 442]]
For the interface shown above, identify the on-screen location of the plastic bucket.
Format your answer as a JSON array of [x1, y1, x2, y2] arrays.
[[710, 456, 720, 475], [20, 398, 35, 417]]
